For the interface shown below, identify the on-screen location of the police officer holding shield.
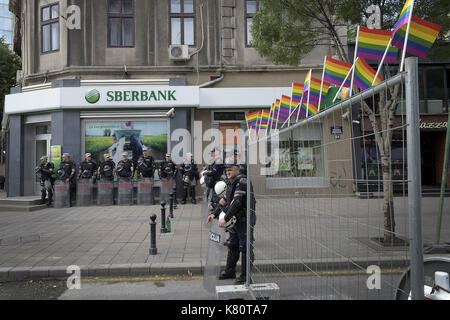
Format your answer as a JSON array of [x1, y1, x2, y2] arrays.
[[137, 146, 155, 178], [116, 152, 134, 178], [59, 153, 77, 206], [180, 152, 199, 204], [98, 154, 116, 181], [36, 155, 55, 206], [78, 153, 98, 182], [206, 160, 255, 285], [159, 153, 177, 179]]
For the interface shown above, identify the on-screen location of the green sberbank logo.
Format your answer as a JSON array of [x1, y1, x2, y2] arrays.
[[85, 89, 100, 104]]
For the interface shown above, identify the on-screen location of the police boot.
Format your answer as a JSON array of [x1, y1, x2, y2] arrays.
[[235, 251, 250, 285], [181, 188, 187, 204], [218, 247, 239, 280], [47, 193, 53, 207], [190, 186, 196, 204]]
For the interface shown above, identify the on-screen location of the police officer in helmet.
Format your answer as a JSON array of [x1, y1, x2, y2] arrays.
[[203, 147, 224, 211], [116, 152, 134, 178], [58, 153, 77, 206], [98, 154, 116, 181], [137, 146, 155, 178], [159, 153, 177, 180], [180, 152, 199, 204], [78, 153, 98, 182], [36, 155, 55, 206], [206, 160, 255, 285]]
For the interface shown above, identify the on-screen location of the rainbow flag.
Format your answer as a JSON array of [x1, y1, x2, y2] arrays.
[[246, 111, 259, 129], [393, 0, 414, 35], [278, 96, 291, 123], [392, 15, 441, 59], [324, 56, 353, 87], [259, 110, 270, 131], [308, 77, 330, 103], [307, 99, 319, 117], [353, 58, 382, 91], [357, 26, 398, 62], [291, 82, 303, 117]]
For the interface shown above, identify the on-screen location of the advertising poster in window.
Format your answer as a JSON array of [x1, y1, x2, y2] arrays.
[[85, 120, 168, 164], [298, 147, 314, 170], [278, 148, 291, 172]]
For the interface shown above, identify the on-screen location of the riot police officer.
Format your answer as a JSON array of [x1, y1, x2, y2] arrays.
[[179, 152, 199, 204], [203, 147, 224, 211], [36, 155, 55, 206], [58, 153, 77, 205], [98, 154, 116, 181], [116, 152, 134, 178], [159, 153, 177, 180], [137, 146, 155, 178], [78, 153, 98, 182], [206, 161, 255, 285]]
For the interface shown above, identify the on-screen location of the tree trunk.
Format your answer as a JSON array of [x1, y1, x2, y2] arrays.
[[381, 155, 395, 245]]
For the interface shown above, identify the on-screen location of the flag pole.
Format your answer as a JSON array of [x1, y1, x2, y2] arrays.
[[318, 56, 327, 111], [266, 104, 274, 136], [288, 83, 294, 127], [350, 26, 361, 95], [296, 94, 305, 122], [400, 0, 415, 72], [306, 84, 311, 118]]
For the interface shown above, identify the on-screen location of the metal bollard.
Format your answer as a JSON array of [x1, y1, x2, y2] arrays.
[[172, 184, 178, 208], [169, 192, 174, 219], [160, 201, 167, 233], [149, 214, 157, 255]]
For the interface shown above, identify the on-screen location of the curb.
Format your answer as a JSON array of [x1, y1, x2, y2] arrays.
[[0, 257, 411, 283]]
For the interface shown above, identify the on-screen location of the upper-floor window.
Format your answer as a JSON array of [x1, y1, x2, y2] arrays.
[[169, 0, 195, 46], [108, 0, 135, 47], [41, 2, 59, 53], [245, 0, 259, 47]]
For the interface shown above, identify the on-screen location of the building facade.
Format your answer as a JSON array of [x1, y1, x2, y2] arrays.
[[0, 0, 13, 46], [4, 0, 353, 198]]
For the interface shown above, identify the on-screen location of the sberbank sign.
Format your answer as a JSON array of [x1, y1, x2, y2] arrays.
[[106, 90, 177, 102]]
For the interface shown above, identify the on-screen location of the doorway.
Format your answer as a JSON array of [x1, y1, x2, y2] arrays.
[[421, 131, 446, 188], [33, 133, 52, 195]]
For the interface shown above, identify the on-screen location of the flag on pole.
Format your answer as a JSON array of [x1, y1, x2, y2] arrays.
[[307, 99, 319, 117], [323, 56, 353, 87], [353, 58, 382, 91], [291, 82, 303, 117], [272, 99, 281, 129], [309, 77, 330, 103], [356, 26, 399, 62], [392, 0, 414, 35], [392, 15, 441, 59], [303, 70, 312, 93], [278, 96, 291, 123], [246, 111, 259, 129], [259, 110, 270, 131]]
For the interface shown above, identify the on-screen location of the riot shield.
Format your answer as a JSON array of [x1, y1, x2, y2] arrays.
[[203, 218, 227, 294], [97, 180, 114, 206], [54, 180, 70, 208], [118, 177, 133, 205], [137, 178, 153, 205], [76, 179, 93, 207], [160, 178, 174, 203]]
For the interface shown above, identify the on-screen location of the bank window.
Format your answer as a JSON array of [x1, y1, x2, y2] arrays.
[[214, 112, 245, 121], [108, 0, 135, 47], [41, 3, 59, 53], [270, 123, 324, 179], [245, 0, 258, 47], [169, 0, 195, 46], [425, 66, 445, 113]]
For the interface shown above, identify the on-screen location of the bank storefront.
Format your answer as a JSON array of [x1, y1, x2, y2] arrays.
[[4, 80, 354, 198]]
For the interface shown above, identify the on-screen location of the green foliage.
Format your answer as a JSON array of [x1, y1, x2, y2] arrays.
[[0, 36, 21, 122], [251, 0, 450, 65]]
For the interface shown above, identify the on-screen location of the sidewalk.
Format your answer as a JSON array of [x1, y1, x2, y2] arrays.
[[0, 197, 449, 282]]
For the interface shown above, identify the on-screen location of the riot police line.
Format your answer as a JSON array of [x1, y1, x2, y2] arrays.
[[35, 150, 200, 208]]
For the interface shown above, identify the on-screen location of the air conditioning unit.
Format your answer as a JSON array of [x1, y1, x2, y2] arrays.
[[169, 45, 190, 61]]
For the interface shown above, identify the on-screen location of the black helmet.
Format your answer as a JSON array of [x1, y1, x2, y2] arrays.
[[35, 166, 42, 174], [184, 164, 192, 172], [116, 163, 124, 173], [164, 166, 173, 175], [57, 169, 66, 179], [81, 169, 91, 179]]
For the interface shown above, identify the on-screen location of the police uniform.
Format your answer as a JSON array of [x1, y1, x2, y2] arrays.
[[213, 163, 255, 284], [37, 160, 55, 206], [78, 160, 98, 181], [116, 159, 134, 178], [99, 159, 116, 181], [204, 159, 225, 209], [159, 159, 177, 180], [137, 155, 155, 178], [180, 158, 199, 204], [59, 158, 77, 204]]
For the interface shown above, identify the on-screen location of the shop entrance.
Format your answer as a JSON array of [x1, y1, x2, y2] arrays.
[[33, 133, 52, 195], [421, 131, 447, 188]]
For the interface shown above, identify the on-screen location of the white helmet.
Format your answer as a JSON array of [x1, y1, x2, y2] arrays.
[[214, 180, 227, 198], [199, 170, 207, 187]]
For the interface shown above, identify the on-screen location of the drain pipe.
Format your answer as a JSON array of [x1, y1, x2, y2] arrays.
[[199, 72, 224, 88]]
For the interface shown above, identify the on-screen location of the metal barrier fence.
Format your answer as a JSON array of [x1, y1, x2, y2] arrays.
[[246, 58, 426, 300]]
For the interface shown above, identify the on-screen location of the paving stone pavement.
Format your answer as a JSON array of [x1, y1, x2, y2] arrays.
[[0, 196, 449, 282]]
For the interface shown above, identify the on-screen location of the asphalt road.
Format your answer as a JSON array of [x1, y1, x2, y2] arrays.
[[0, 271, 404, 300]]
